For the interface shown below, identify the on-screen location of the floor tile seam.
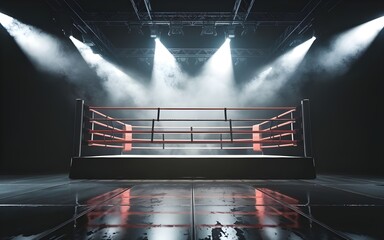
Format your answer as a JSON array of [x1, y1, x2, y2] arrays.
[[317, 176, 384, 186], [32, 187, 130, 240], [256, 187, 352, 240], [321, 175, 384, 184], [0, 181, 84, 201], [0, 176, 69, 184], [309, 182, 384, 201], [0, 203, 84, 207]]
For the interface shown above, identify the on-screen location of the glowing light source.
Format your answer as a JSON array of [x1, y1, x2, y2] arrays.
[[279, 36, 316, 69], [150, 25, 159, 38], [225, 26, 236, 39], [0, 12, 13, 28], [206, 38, 233, 73]]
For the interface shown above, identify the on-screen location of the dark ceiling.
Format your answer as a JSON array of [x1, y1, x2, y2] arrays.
[[1, 0, 383, 67], [44, 0, 337, 61]]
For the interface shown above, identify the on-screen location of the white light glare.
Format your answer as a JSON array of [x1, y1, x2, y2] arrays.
[[0, 12, 14, 28], [317, 16, 384, 75], [151, 34, 237, 108], [205, 38, 233, 76], [241, 37, 316, 105], [69, 36, 147, 105], [281, 36, 316, 68], [0, 12, 80, 75], [152, 38, 188, 106], [194, 37, 236, 106]]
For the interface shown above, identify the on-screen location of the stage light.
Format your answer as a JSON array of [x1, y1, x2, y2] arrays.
[[225, 26, 236, 39], [150, 25, 159, 38], [283, 36, 316, 65], [154, 38, 175, 62], [207, 38, 232, 71]]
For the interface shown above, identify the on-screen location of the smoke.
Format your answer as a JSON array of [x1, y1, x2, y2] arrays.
[[70, 36, 148, 106], [150, 38, 237, 108], [151, 38, 189, 106], [312, 16, 384, 77], [240, 37, 316, 105], [192, 38, 237, 107], [0, 12, 85, 79], [147, 38, 237, 154], [3, 11, 382, 156]]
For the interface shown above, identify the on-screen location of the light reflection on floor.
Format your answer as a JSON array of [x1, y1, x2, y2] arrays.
[[0, 174, 383, 239]]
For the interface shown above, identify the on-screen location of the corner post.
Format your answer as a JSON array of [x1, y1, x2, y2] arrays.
[[73, 99, 84, 157], [301, 99, 312, 157]]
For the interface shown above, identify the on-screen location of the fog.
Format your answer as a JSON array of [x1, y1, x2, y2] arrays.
[[2, 11, 382, 155]]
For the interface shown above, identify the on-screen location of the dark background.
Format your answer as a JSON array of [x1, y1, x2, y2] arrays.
[[0, 0, 383, 175]]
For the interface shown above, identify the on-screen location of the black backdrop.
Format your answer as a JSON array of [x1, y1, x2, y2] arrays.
[[1, 0, 383, 175]]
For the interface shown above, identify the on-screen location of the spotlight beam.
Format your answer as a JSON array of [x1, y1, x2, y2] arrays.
[[0, 12, 81, 75], [242, 37, 316, 104], [316, 16, 384, 75], [152, 38, 187, 106], [70, 36, 147, 105]]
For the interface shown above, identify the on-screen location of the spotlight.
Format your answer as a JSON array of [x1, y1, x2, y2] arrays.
[[225, 26, 236, 39], [150, 25, 159, 38], [377, 16, 384, 28], [82, 34, 95, 47]]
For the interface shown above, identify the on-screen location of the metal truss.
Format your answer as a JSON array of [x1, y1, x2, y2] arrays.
[[47, 0, 116, 60], [82, 11, 301, 27], [117, 48, 267, 59], [272, 0, 339, 54], [46, 0, 338, 62]]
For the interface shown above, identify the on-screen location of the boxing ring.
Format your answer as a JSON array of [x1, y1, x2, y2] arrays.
[[69, 99, 315, 179]]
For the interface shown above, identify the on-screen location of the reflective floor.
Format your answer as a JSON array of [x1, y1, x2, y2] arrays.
[[0, 174, 383, 240]]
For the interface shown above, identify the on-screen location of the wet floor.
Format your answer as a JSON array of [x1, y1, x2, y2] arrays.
[[0, 174, 383, 239]]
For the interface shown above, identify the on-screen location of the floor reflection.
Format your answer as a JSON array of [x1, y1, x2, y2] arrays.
[[1, 175, 383, 239]]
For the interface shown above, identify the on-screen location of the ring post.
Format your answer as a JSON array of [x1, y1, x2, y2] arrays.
[[301, 99, 312, 158], [73, 99, 84, 157]]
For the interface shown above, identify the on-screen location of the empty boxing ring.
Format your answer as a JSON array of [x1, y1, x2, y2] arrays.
[[70, 99, 315, 179]]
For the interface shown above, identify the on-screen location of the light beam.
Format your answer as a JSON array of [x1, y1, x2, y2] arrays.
[[70, 36, 147, 105], [151, 38, 187, 106], [241, 37, 316, 105], [0, 12, 77, 75], [316, 16, 384, 75], [195, 38, 236, 107]]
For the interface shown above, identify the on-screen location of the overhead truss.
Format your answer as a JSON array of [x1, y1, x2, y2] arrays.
[[46, 0, 336, 61], [117, 48, 266, 58]]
